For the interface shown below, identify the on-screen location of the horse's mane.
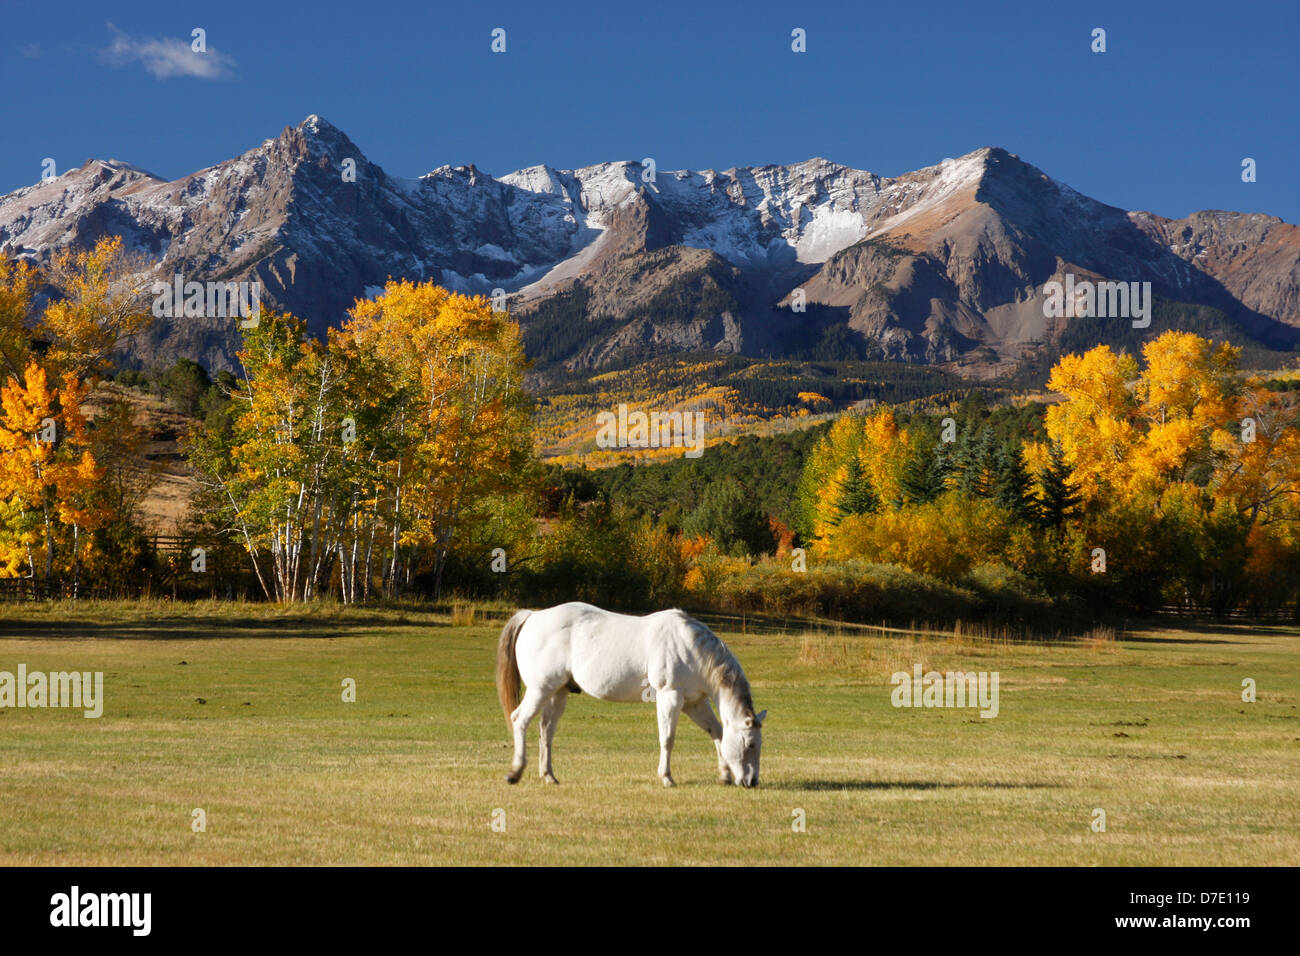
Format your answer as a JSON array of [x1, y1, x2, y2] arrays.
[[682, 614, 754, 715]]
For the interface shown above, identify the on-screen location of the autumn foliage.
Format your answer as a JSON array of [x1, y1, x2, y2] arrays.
[[0, 239, 149, 588], [6, 232, 1300, 623], [184, 280, 532, 602], [798, 331, 1300, 616]]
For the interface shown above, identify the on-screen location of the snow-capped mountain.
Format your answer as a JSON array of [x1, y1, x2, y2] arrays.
[[1, 115, 1297, 377]]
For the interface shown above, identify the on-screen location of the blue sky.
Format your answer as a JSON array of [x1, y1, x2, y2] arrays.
[[3, 0, 1297, 222]]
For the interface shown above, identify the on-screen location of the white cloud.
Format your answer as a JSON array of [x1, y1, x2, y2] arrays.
[[102, 23, 235, 80]]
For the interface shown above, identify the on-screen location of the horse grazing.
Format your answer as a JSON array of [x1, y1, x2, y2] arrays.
[[496, 602, 766, 788]]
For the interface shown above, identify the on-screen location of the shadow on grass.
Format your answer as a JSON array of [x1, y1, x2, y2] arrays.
[[697, 608, 1277, 646], [1122, 619, 1300, 642], [690, 609, 1106, 645], [1121, 634, 1240, 646], [0, 613, 432, 641], [776, 780, 1061, 791]]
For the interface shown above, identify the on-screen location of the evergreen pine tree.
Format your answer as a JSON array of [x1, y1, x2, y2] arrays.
[[955, 427, 996, 498], [902, 442, 951, 504], [834, 455, 879, 521], [1035, 441, 1081, 527], [992, 441, 1035, 521]]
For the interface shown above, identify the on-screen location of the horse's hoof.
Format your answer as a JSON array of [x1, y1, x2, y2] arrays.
[[661, 776, 676, 788], [543, 773, 559, 785], [506, 767, 523, 784]]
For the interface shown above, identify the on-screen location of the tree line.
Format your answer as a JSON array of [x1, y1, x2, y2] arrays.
[[5, 238, 1299, 620]]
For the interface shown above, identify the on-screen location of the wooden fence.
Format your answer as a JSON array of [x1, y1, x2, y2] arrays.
[[0, 579, 116, 601], [0, 534, 232, 602]]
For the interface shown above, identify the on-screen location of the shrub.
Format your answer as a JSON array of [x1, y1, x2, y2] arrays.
[[958, 563, 1057, 624], [508, 505, 687, 611], [695, 558, 980, 625]]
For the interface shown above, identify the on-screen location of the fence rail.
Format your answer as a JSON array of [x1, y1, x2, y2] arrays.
[[149, 535, 208, 552], [1156, 604, 1299, 621], [0, 536, 233, 603], [0, 579, 118, 602]]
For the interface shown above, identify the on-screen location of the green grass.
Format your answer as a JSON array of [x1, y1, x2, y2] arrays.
[[0, 602, 1296, 865]]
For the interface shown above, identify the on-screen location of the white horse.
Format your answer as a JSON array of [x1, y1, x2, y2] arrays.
[[496, 602, 766, 787]]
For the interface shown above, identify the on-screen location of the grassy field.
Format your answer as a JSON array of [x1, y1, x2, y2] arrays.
[[0, 601, 1296, 865]]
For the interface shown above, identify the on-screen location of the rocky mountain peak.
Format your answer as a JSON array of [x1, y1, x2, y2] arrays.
[[0, 121, 1295, 380]]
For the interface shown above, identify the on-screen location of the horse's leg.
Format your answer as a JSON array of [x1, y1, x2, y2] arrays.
[[655, 690, 683, 788], [683, 697, 731, 785], [507, 686, 548, 784], [538, 688, 569, 784]]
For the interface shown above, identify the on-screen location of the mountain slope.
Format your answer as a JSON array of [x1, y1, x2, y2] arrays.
[[789, 148, 1300, 376], [1, 118, 1296, 378]]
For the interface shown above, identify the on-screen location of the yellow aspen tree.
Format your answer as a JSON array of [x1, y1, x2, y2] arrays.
[[0, 361, 105, 582], [39, 237, 153, 381], [0, 255, 39, 382], [858, 407, 914, 509], [1041, 344, 1139, 508], [1131, 331, 1238, 496], [1214, 380, 1300, 528], [341, 280, 530, 597]]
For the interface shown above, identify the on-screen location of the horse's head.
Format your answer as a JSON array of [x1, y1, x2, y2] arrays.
[[721, 708, 766, 788]]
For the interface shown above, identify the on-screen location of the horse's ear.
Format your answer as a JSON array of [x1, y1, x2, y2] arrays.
[[755, 709, 767, 725]]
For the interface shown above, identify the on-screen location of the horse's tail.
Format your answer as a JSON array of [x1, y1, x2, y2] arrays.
[[496, 609, 531, 731]]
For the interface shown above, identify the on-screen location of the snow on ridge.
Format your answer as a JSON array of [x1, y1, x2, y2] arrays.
[[93, 158, 163, 179], [861, 149, 992, 240], [0, 131, 1024, 299], [499, 164, 567, 194], [794, 207, 870, 263], [604, 157, 884, 265]]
